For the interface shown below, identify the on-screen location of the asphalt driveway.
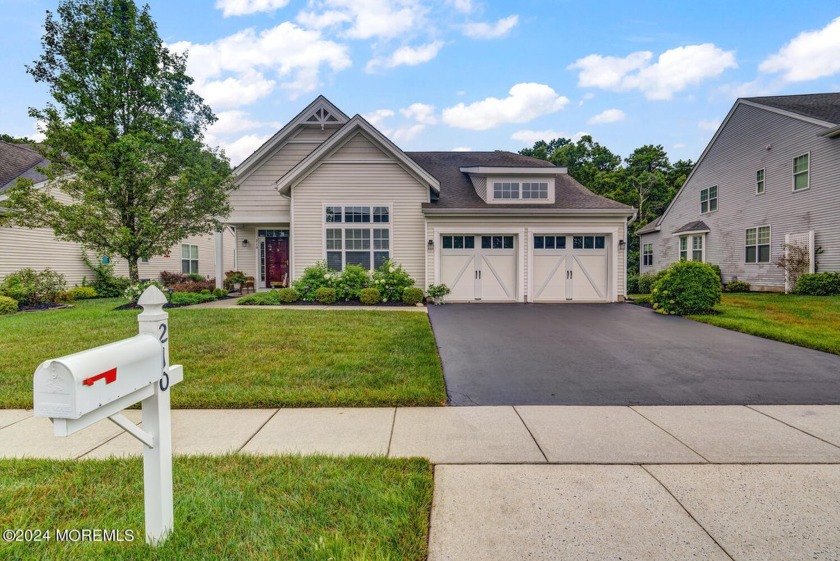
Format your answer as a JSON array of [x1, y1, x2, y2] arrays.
[[427, 303, 840, 406]]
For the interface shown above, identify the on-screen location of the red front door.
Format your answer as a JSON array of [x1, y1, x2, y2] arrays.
[[265, 237, 289, 288]]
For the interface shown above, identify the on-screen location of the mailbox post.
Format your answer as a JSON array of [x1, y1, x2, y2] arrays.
[[32, 286, 183, 546]]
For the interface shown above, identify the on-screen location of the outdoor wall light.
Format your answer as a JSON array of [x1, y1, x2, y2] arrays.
[[618, 240, 626, 249], [427, 239, 434, 251], [242, 239, 249, 248]]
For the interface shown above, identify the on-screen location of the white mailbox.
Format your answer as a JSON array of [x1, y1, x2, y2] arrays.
[[34, 334, 163, 420]]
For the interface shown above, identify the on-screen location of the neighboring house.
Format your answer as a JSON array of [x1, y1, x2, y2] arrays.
[[0, 141, 234, 286], [213, 96, 636, 302], [638, 93, 840, 290]]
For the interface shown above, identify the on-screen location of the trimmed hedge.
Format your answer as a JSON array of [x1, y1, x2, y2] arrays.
[[650, 261, 721, 315], [795, 272, 840, 296], [0, 295, 18, 315], [68, 286, 98, 300], [315, 287, 337, 304], [360, 288, 381, 305], [238, 291, 282, 306], [169, 292, 216, 306], [278, 288, 300, 303], [401, 287, 424, 305]]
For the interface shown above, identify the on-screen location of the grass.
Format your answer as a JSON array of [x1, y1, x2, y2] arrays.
[[688, 293, 840, 354], [0, 455, 433, 560], [0, 299, 446, 408]]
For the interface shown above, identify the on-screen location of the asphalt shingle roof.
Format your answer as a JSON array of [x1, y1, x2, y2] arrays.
[[636, 218, 661, 235], [0, 141, 47, 193], [743, 93, 840, 125], [673, 220, 710, 234], [405, 151, 633, 211]]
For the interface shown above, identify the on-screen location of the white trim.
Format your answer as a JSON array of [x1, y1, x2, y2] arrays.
[[251, 224, 290, 288], [276, 117, 441, 195], [422, 207, 634, 216], [700, 185, 718, 214], [792, 152, 810, 192], [433, 226, 526, 302], [671, 229, 710, 237], [459, 166, 567, 175]]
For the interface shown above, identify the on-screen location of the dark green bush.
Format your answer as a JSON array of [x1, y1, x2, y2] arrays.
[[278, 288, 300, 303], [632, 294, 652, 305], [315, 287, 337, 304], [238, 291, 282, 306], [293, 261, 336, 301], [627, 275, 641, 294], [0, 268, 67, 306], [335, 265, 370, 300], [708, 263, 722, 281], [650, 261, 722, 315], [0, 295, 18, 315], [360, 288, 380, 305], [200, 288, 211, 295], [187, 273, 206, 282], [795, 273, 840, 296], [371, 260, 415, 302], [169, 291, 216, 306], [724, 280, 751, 293], [636, 272, 665, 294], [68, 286, 98, 300], [212, 288, 228, 298], [402, 287, 424, 305], [81, 254, 130, 297]]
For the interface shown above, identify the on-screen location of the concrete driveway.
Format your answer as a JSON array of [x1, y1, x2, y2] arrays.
[[427, 303, 840, 406]]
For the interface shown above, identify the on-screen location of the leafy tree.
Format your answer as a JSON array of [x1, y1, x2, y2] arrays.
[[0, 134, 37, 144], [4, 0, 234, 282]]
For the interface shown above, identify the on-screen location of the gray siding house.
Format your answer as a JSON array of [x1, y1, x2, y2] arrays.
[[638, 93, 840, 290]]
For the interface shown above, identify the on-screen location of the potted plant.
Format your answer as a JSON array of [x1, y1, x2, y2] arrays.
[[426, 283, 451, 304], [224, 271, 247, 292]]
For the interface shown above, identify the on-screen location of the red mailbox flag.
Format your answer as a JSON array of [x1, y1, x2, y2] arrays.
[[82, 368, 117, 387]]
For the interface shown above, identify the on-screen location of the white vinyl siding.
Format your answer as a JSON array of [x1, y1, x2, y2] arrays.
[[793, 153, 809, 191]]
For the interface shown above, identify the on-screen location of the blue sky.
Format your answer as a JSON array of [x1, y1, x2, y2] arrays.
[[2, 0, 839, 165]]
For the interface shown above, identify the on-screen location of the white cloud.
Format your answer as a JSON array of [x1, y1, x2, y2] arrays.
[[759, 16, 840, 82], [511, 129, 587, 145], [588, 108, 626, 124], [361, 109, 395, 128], [463, 15, 519, 39], [451, 146, 472, 151], [215, 0, 290, 17], [568, 44, 737, 100], [298, 0, 427, 40], [392, 124, 426, 141], [220, 134, 271, 166], [450, 0, 472, 13], [208, 110, 278, 136], [442, 83, 569, 130], [698, 119, 721, 131], [400, 103, 437, 124], [169, 22, 351, 106], [366, 41, 443, 72]]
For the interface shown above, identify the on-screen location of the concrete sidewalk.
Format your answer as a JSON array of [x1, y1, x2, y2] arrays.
[[3, 405, 840, 560]]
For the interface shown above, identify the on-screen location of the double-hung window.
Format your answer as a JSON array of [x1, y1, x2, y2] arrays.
[[700, 186, 718, 213], [678, 235, 704, 262], [745, 226, 771, 263], [756, 169, 765, 194], [679, 237, 688, 260], [793, 154, 809, 191], [181, 244, 199, 274], [324, 205, 390, 271], [642, 243, 653, 267]]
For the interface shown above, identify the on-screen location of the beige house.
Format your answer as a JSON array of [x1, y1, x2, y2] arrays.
[[0, 141, 233, 286], [215, 96, 636, 302]]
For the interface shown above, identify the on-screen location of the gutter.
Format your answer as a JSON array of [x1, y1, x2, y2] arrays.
[[421, 207, 636, 216], [818, 124, 840, 138]]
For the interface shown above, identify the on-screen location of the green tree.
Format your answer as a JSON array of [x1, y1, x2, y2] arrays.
[[4, 0, 234, 283]]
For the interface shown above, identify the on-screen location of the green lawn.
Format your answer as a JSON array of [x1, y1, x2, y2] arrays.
[[0, 455, 433, 560], [0, 299, 446, 408], [689, 293, 840, 354]]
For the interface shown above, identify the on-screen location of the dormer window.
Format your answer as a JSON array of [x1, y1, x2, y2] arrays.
[[494, 182, 520, 199], [460, 166, 560, 204], [522, 182, 549, 199]]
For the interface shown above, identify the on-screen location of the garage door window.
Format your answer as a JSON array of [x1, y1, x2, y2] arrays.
[[481, 235, 514, 249], [442, 235, 475, 249], [533, 236, 566, 249], [572, 236, 605, 249]]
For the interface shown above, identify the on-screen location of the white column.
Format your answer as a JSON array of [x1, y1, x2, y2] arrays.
[[214, 228, 224, 290], [137, 287, 174, 545]]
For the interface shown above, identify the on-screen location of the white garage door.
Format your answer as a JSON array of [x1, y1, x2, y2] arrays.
[[440, 235, 517, 301], [531, 235, 609, 302]]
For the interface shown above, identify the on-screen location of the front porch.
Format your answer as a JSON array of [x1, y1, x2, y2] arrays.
[[215, 223, 291, 291]]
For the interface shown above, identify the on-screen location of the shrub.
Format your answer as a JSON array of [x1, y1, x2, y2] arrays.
[[81, 254, 130, 297], [627, 275, 640, 294], [0, 295, 18, 315], [635, 273, 660, 294], [68, 286, 98, 299], [169, 291, 216, 306], [224, 271, 247, 291], [293, 261, 337, 301], [708, 263, 722, 281], [335, 265, 370, 300], [372, 260, 415, 302], [402, 287, 424, 305], [795, 272, 840, 296], [238, 291, 282, 306], [160, 271, 188, 286], [360, 288, 381, 305], [724, 280, 752, 293], [212, 288, 228, 298], [650, 261, 722, 315], [633, 294, 652, 305], [167, 280, 216, 293], [315, 287, 337, 304], [0, 268, 67, 306], [277, 288, 300, 303], [200, 288, 211, 295], [426, 283, 451, 303], [187, 273, 206, 282], [123, 280, 165, 303]]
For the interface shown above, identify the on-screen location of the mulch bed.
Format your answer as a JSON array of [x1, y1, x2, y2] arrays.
[[18, 302, 73, 313], [113, 296, 236, 311]]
